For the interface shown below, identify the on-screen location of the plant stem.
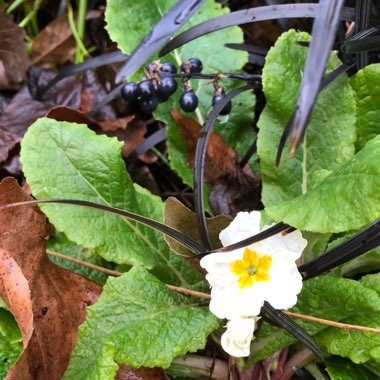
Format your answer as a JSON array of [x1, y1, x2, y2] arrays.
[[67, 0, 89, 64], [47, 248, 380, 335], [75, 0, 87, 63]]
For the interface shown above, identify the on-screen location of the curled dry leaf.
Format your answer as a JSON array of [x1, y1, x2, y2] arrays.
[[164, 197, 231, 271], [0, 15, 29, 90], [0, 177, 102, 379], [170, 109, 262, 215]]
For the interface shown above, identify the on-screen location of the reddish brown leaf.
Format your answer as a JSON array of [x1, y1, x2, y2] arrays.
[[0, 177, 102, 379], [170, 109, 262, 215], [0, 15, 29, 90], [30, 14, 76, 67], [0, 126, 20, 163]]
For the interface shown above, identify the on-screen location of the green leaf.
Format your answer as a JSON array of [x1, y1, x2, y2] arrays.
[[105, 0, 255, 185], [64, 267, 219, 379], [0, 309, 22, 379], [20, 118, 202, 287], [316, 312, 380, 364], [257, 30, 356, 206], [250, 275, 380, 363], [47, 232, 112, 285], [326, 357, 375, 380], [265, 134, 380, 233], [350, 64, 380, 151]]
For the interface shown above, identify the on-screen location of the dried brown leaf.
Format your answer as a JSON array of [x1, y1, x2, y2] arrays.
[[0, 126, 20, 162], [164, 197, 231, 270], [0, 177, 102, 379], [0, 15, 29, 90], [170, 109, 262, 215], [116, 365, 170, 380]]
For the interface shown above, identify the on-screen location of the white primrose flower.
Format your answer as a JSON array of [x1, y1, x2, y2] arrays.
[[200, 211, 307, 320], [221, 317, 258, 357]]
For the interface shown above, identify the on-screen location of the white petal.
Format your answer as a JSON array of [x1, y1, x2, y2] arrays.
[[260, 228, 307, 260], [209, 284, 264, 319], [221, 317, 256, 357], [219, 211, 261, 247]]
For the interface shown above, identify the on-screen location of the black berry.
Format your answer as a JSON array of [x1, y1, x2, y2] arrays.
[[181, 58, 203, 74], [159, 62, 177, 74], [137, 80, 156, 100], [121, 82, 138, 102], [212, 91, 232, 115], [180, 91, 198, 112], [139, 96, 159, 113], [157, 77, 178, 98]]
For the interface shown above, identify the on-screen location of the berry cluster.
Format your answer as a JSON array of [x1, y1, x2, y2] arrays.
[[120, 57, 232, 116]]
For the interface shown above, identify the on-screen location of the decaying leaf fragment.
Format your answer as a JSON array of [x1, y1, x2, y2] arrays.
[[170, 109, 262, 215], [0, 177, 102, 379], [0, 15, 29, 90]]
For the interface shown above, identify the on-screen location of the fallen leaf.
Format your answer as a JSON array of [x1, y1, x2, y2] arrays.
[[170, 109, 262, 215], [0, 177, 102, 379], [0, 126, 20, 163], [164, 197, 232, 268], [0, 15, 29, 90]]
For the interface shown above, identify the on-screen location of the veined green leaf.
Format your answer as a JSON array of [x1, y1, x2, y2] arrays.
[[257, 30, 356, 206], [250, 275, 380, 363], [350, 63, 380, 151], [47, 232, 112, 285], [64, 267, 219, 379], [20, 118, 202, 287], [106, 0, 255, 185], [266, 134, 380, 233]]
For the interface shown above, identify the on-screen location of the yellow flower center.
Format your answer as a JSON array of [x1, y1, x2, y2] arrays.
[[229, 247, 272, 289]]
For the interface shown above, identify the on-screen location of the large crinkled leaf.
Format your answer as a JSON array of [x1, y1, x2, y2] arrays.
[[326, 357, 376, 380], [20, 118, 202, 287], [47, 232, 111, 285], [257, 30, 356, 206], [0, 308, 22, 378], [106, 0, 255, 185], [265, 134, 380, 233], [316, 275, 380, 366], [64, 267, 219, 379], [350, 63, 380, 151], [250, 275, 380, 363]]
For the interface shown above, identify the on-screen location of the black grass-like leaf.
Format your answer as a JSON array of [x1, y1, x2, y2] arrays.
[[202, 222, 289, 256], [263, 302, 324, 362], [115, 0, 206, 83], [126, 128, 167, 163], [0, 199, 204, 255], [276, 61, 355, 166], [286, 0, 346, 155], [40, 51, 129, 99], [342, 27, 380, 54], [193, 85, 254, 250], [300, 217, 380, 280], [355, 0, 373, 69], [159, 4, 355, 56]]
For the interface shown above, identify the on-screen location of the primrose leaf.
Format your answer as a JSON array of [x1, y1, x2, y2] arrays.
[[257, 30, 356, 206], [265, 134, 380, 233], [326, 357, 376, 380], [64, 267, 219, 379], [47, 232, 111, 285], [20, 118, 202, 287], [106, 0, 255, 185], [250, 275, 380, 363], [350, 63, 380, 151], [316, 312, 380, 365], [0, 309, 22, 378]]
